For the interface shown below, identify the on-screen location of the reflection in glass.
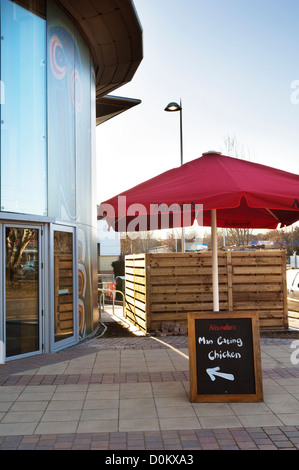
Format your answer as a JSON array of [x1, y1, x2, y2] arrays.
[[0, 0, 47, 215], [12, 0, 46, 18], [54, 231, 74, 343], [47, 1, 76, 220], [5, 228, 39, 358]]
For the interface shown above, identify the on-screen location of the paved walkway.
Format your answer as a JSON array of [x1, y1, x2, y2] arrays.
[[0, 309, 298, 450]]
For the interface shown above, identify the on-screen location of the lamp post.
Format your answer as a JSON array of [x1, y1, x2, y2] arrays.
[[164, 99, 185, 252], [164, 99, 183, 165]]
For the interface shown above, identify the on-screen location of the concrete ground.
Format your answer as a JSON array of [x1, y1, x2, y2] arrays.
[[0, 307, 298, 450]]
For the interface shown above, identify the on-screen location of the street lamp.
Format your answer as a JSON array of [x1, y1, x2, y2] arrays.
[[164, 99, 183, 166], [164, 99, 185, 251]]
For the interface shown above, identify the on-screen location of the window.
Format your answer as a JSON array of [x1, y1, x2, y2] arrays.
[[0, 0, 47, 215], [54, 230, 74, 343], [12, 0, 46, 18], [5, 226, 41, 358]]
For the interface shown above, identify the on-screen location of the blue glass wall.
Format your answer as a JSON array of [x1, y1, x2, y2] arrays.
[[0, 0, 47, 215]]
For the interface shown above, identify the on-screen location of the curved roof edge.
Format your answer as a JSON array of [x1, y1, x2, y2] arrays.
[[96, 95, 141, 126], [56, 0, 143, 100]]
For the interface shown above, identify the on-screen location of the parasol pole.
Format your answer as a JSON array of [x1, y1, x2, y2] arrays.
[[211, 209, 220, 312]]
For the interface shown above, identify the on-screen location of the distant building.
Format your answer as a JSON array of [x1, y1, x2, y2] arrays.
[[97, 219, 121, 277]]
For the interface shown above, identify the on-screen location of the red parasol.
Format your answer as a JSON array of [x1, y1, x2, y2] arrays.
[[99, 152, 299, 310]]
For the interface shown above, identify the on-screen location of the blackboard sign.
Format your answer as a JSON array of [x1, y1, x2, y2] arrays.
[[188, 311, 263, 403]]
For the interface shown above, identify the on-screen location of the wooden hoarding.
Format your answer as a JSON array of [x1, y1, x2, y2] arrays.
[[188, 311, 263, 403], [125, 251, 288, 333]]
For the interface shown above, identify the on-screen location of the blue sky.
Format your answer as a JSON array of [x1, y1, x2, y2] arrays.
[[96, 0, 299, 203]]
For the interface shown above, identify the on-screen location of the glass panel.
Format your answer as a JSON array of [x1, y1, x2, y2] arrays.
[[47, 0, 76, 220], [75, 28, 92, 226], [54, 231, 74, 343], [5, 227, 39, 358], [0, 0, 47, 215]]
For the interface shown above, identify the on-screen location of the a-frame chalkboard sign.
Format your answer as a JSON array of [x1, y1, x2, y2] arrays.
[[188, 311, 263, 403]]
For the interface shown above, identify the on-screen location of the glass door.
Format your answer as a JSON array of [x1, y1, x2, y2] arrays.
[[5, 225, 42, 359], [51, 225, 77, 350]]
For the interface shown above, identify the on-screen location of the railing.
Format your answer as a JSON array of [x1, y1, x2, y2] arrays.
[[98, 274, 115, 301], [98, 288, 126, 319]]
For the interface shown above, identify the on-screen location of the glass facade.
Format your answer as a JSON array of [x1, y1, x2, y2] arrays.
[[47, 1, 98, 338], [0, 0, 99, 360], [47, 6, 76, 220], [0, 0, 47, 215], [47, 1, 93, 225]]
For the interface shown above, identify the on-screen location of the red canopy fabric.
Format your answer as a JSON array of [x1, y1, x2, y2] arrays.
[[99, 152, 299, 232]]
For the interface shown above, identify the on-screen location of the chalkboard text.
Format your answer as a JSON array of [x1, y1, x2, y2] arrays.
[[209, 323, 237, 331], [198, 336, 243, 347]]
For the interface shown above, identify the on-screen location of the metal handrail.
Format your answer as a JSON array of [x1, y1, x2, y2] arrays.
[[98, 288, 126, 319]]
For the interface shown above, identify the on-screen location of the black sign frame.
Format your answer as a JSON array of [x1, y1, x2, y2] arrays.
[[188, 311, 263, 403]]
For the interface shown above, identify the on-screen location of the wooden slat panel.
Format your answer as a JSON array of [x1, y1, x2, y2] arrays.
[[125, 254, 147, 331], [55, 253, 74, 337], [150, 266, 228, 276], [151, 292, 227, 303], [151, 285, 228, 294], [233, 266, 282, 274], [233, 275, 282, 283]]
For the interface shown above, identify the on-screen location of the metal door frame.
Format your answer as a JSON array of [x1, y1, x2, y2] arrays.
[[0, 224, 4, 363], [3, 223, 44, 362], [49, 223, 78, 352]]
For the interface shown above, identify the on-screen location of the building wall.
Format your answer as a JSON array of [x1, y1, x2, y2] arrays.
[[0, 0, 98, 361], [99, 256, 119, 274], [47, 0, 98, 337], [0, 0, 142, 360]]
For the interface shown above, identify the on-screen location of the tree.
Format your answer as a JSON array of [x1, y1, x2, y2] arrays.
[[224, 228, 254, 247], [223, 133, 255, 161], [268, 227, 296, 256], [222, 134, 255, 247], [291, 226, 299, 255], [6, 228, 36, 280]]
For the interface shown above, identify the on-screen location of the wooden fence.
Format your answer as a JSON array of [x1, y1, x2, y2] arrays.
[[125, 250, 288, 333]]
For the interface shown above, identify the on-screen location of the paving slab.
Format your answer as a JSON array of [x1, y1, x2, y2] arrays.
[[0, 310, 298, 450]]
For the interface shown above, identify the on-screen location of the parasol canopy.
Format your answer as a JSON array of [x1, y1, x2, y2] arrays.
[[99, 152, 299, 232], [99, 151, 299, 311]]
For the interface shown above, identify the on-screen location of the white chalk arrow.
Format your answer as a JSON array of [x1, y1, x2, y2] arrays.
[[206, 367, 235, 382]]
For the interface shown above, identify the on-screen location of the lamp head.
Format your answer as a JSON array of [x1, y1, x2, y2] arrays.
[[164, 102, 182, 112]]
